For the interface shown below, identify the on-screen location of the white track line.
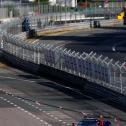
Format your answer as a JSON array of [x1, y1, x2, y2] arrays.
[[0, 97, 51, 126]]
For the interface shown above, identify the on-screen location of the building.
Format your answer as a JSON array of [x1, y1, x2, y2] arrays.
[[56, 0, 77, 7], [0, 0, 78, 7]]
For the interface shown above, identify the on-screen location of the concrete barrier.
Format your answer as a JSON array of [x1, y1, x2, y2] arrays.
[[2, 50, 39, 74]]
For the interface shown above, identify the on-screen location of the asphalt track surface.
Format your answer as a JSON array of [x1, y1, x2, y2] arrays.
[[0, 60, 126, 126], [1, 23, 126, 126], [39, 24, 126, 63]]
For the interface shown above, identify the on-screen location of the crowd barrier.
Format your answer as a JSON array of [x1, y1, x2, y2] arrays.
[[0, 3, 123, 19]]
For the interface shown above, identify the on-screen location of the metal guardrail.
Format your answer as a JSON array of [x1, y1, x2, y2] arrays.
[[0, 28, 126, 95]]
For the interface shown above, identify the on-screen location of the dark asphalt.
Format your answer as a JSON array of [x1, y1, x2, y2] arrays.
[[40, 25, 126, 63], [0, 62, 126, 125]]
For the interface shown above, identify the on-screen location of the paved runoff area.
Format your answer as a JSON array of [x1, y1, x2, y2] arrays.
[[0, 60, 126, 126]]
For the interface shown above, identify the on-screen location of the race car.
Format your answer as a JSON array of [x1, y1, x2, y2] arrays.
[[77, 116, 111, 126]]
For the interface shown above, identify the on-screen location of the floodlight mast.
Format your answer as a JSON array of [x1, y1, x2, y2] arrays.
[[0, 0, 2, 5]]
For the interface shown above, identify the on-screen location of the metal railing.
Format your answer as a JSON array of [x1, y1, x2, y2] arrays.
[[0, 2, 123, 19], [0, 2, 123, 36]]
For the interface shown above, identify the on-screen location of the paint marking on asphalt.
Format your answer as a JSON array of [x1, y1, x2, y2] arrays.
[[50, 115, 54, 117], [3, 98, 7, 101], [36, 101, 41, 105], [54, 117, 58, 120], [19, 99, 74, 125], [0, 88, 74, 126], [0, 97, 52, 125], [32, 39, 39, 44], [21, 108, 24, 111], [24, 100, 75, 125], [112, 46, 116, 52], [46, 113, 50, 115], [0, 75, 35, 83], [44, 122, 48, 125], [14, 104, 17, 107], [59, 119, 62, 122], [6, 91, 11, 95], [67, 124, 71, 126], [25, 110, 28, 113], [28, 112, 32, 116], [63, 121, 67, 124], [40, 120, 44, 122], [32, 114, 37, 118], [31, 104, 35, 107], [35, 106, 39, 109], [10, 102, 14, 105], [17, 106, 21, 109], [36, 117, 40, 120]]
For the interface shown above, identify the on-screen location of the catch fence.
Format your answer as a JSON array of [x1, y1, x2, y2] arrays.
[[0, 29, 126, 95], [0, 2, 124, 20]]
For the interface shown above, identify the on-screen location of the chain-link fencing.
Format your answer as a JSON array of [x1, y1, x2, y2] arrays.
[[0, 2, 124, 25], [0, 29, 126, 95], [0, 2, 124, 36], [0, 4, 126, 95]]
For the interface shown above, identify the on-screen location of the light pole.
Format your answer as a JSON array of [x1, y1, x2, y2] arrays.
[[38, 0, 40, 14], [119, 69, 123, 94], [75, 0, 77, 7], [65, 0, 67, 23], [113, 61, 123, 94], [0, 0, 2, 5], [74, 0, 77, 22], [20, 0, 22, 4]]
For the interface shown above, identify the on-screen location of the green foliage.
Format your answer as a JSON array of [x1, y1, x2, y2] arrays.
[[39, 0, 49, 3]]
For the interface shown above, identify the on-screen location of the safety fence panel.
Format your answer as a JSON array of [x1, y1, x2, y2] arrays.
[[0, 16, 125, 92], [0, 3, 123, 37], [0, 2, 124, 18], [0, 28, 126, 95]]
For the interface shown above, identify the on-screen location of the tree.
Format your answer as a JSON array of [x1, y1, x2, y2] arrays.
[[35, 0, 49, 3], [40, 0, 48, 2]]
